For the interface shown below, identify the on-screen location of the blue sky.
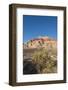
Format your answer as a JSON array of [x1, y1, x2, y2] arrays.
[[23, 15, 57, 43]]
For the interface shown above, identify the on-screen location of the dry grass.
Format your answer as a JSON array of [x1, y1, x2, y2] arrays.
[[31, 47, 57, 73]]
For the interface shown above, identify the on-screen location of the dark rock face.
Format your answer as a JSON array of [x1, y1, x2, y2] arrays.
[[23, 60, 38, 75]]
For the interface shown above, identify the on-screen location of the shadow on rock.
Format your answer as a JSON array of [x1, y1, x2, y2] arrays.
[[23, 60, 38, 75]]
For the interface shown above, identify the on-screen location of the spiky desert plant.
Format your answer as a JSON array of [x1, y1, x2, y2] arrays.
[[32, 47, 57, 73]]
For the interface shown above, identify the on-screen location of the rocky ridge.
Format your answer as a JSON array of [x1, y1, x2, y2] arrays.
[[24, 36, 57, 49]]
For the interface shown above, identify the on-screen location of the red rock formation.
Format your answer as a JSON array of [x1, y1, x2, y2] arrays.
[[24, 36, 57, 49]]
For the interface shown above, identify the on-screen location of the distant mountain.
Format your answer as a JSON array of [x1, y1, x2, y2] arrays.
[[23, 36, 57, 49]]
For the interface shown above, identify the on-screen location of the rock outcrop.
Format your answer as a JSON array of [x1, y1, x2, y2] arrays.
[[24, 36, 57, 49]]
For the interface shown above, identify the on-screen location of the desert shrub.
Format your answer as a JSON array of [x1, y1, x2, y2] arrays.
[[32, 48, 57, 73]]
